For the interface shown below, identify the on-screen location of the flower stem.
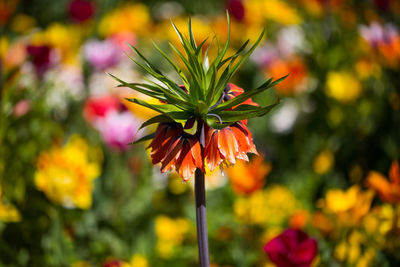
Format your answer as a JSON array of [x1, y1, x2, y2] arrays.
[[195, 168, 210, 267]]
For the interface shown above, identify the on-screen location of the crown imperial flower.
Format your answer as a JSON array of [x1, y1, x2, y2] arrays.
[[110, 13, 286, 180]]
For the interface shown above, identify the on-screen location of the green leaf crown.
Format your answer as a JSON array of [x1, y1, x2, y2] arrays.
[[109, 12, 287, 139]]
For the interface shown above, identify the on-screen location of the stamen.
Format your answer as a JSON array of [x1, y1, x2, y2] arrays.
[[207, 113, 223, 124]]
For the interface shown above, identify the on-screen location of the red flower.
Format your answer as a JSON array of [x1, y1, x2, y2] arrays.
[[264, 229, 318, 267], [68, 0, 95, 23], [83, 95, 120, 123], [205, 121, 257, 171], [102, 259, 122, 267], [148, 123, 203, 180]]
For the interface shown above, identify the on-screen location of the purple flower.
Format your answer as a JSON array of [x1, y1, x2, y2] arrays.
[[359, 22, 399, 48], [83, 39, 121, 71], [360, 22, 385, 48], [264, 228, 318, 267], [94, 110, 141, 151]]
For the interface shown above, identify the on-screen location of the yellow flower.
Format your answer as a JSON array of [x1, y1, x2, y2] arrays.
[[313, 149, 334, 174], [355, 59, 381, 79], [0, 186, 21, 223], [355, 248, 376, 267], [321, 185, 374, 226], [363, 204, 399, 240], [325, 71, 362, 103], [70, 261, 92, 267], [129, 254, 148, 267], [0, 201, 21, 223], [98, 4, 152, 38], [334, 231, 376, 266], [34, 135, 102, 209], [244, 0, 301, 26], [234, 185, 300, 225], [155, 215, 190, 258], [0, 36, 8, 59], [168, 173, 190, 195]]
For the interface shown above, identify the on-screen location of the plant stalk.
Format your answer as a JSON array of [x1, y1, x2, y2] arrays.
[[195, 168, 210, 267]]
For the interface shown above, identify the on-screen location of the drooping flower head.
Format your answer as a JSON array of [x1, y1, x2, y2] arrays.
[[110, 14, 286, 180]]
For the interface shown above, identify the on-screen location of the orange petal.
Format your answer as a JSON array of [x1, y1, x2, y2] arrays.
[[366, 171, 392, 202], [176, 140, 196, 180], [150, 124, 181, 164], [389, 160, 400, 185], [217, 128, 239, 164], [160, 137, 183, 173], [234, 122, 258, 155], [205, 132, 223, 171], [189, 137, 203, 170]]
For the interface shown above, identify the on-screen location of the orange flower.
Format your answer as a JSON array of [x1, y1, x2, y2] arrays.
[[205, 121, 258, 171], [267, 57, 307, 95], [289, 210, 309, 229], [366, 160, 400, 204], [148, 123, 203, 180], [226, 155, 271, 195]]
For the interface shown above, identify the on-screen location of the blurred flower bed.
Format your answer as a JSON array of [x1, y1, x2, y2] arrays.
[[1, 0, 400, 266]]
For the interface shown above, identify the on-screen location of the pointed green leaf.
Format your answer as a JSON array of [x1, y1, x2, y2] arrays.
[[211, 77, 276, 112], [125, 98, 183, 114], [130, 133, 155, 145], [139, 114, 173, 130], [215, 97, 280, 123]]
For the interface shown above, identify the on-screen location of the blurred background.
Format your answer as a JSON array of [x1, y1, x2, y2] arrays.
[[1, 0, 400, 266]]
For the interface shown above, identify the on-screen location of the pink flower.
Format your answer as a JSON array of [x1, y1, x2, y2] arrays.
[[83, 39, 121, 71], [94, 110, 141, 151], [68, 0, 95, 23], [264, 228, 318, 267], [109, 32, 137, 53], [13, 100, 31, 117]]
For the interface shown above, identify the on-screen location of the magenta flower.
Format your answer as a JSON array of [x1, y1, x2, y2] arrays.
[[264, 228, 318, 267], [226, 0, 245, 21], [374, 0, 390, 11], [68, 0, 95, 23], [94, 110, 141, 151], [83, 39, 121, 71], [26, 45, 53, 77]]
